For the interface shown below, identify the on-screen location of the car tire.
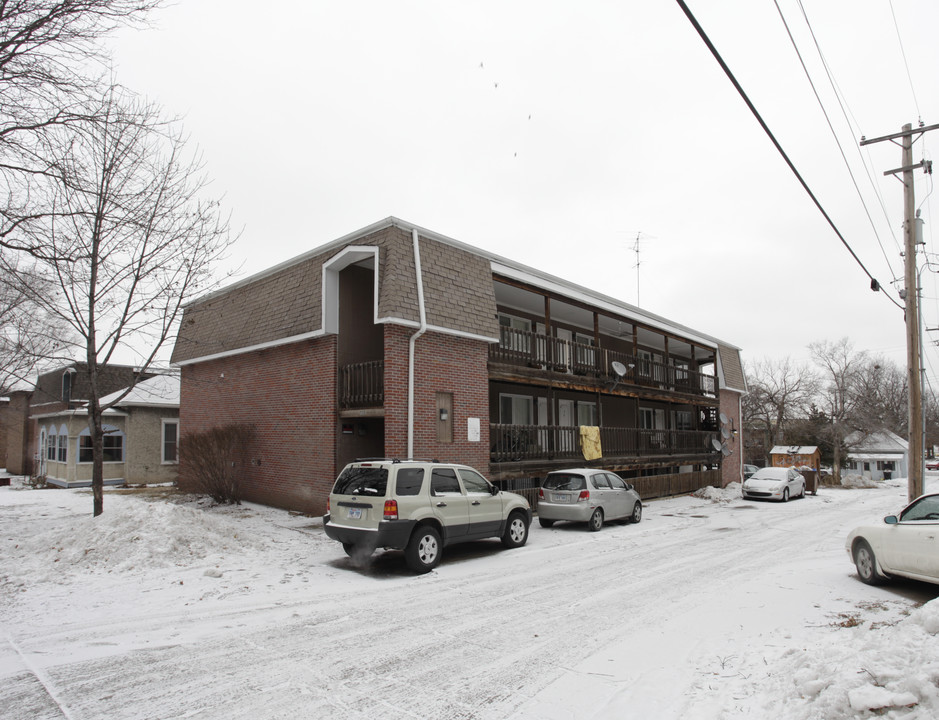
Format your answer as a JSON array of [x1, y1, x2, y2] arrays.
[[853, 539, 886, 585], [588, 508, 604, 532], [405, 526, 441, 574], [502, 512, 530, 548], [799, 483, 805, 499], [782, 488, 789, 503], [629, 502, 642, 524], [538, 517, 555, 528]]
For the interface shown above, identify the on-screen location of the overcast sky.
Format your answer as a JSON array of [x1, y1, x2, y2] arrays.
[[109, 1, 939, 381]]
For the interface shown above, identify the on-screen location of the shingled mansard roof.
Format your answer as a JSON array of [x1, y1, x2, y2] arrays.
[[171, 217, 745, 383]]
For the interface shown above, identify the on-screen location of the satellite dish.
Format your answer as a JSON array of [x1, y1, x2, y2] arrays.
[[721, 427, 731, 439], [721, 445, 732, 457], [719, 412, 729, 425], [710, 437, 722, 452], [611, 361, 627, 377]]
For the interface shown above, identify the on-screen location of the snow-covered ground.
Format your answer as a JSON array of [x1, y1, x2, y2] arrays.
[[1, 475, 937, 720]]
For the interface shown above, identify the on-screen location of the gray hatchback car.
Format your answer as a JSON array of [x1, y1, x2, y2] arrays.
[[537, 468, 642, 531]]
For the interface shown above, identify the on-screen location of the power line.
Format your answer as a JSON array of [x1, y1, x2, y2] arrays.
[[791, 0, 903, 267], [889, 0, 922, 124], [674, 0, 903, 312]]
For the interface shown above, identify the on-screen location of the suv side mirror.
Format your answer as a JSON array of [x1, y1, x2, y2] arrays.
[[490, 484, 500, 496], [884, 515, 898, 525]]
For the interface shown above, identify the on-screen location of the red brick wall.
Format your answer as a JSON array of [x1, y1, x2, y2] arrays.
[[384, 325, 491, 474], [179, 338, 337, 514], [719, 389, 744, 487]]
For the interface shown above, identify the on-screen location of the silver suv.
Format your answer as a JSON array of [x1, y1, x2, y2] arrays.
[[323, 459, 532, 573]]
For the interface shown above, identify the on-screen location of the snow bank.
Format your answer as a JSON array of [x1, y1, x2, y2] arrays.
[[3, 492, 271, 585], [752, 597, 939, 719], [692, 481, 741, 502], [841, 473, 881, 489]]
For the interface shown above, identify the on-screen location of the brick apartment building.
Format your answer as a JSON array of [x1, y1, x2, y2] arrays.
[[171, 218, 747, 515]]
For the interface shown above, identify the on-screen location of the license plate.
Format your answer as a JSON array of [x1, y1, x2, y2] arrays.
[[347, 508, 362, 520], [552, 494, 567, 503]]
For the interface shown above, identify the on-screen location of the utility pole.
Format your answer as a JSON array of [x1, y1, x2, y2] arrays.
[[861, 122, 938, 502]]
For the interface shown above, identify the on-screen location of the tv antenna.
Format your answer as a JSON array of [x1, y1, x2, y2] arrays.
[[633, 232, 642, 306]]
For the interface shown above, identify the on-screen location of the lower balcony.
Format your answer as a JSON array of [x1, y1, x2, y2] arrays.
[[490, 423, 718, 464]]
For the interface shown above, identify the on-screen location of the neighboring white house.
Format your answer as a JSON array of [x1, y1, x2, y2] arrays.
[[844, 429, 909, 481]]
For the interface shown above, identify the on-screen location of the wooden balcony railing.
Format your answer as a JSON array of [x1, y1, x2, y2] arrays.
[[490, 423, 717, 463], [338, 360, 384, 409], [490, 326, 716, 397]]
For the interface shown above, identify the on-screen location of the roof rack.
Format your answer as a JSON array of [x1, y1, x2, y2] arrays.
[[353, 457, 442, 464]]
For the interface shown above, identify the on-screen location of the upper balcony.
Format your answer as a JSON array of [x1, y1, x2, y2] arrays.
[[489, 326, 715, 399], [338, 360, 384, 415]]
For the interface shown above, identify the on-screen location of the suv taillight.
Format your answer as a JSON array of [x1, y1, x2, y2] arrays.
[[384, 499, 398, 520], [326, 497, 330, 513], [577, 490, 590, 502], [538, 488, 544, 499]]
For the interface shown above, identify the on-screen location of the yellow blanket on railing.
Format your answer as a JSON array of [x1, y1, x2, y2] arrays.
[[579, 426, 602, 461]]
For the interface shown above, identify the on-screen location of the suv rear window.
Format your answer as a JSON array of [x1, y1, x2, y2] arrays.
[[332, 466, 389, 496], [542, 473, 586, 491]]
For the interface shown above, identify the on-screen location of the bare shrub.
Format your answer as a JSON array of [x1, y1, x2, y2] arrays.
[[179, 425, 256, 504]]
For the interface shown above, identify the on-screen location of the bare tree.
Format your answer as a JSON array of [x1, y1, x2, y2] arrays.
[[0, 254, 75, 393], [19, 87, 232, 515], [809, 337, 867, 484], [850, 356, 908, 437], [743, 356, 818, 460], [1, 1, 161, 259]]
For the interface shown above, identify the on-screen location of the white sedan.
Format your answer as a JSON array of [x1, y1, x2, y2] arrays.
[[741, 466, 806, 502], [846, 492, 939, 586]]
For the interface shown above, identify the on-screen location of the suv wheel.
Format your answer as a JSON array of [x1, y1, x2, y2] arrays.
[[502, 512, 530, 548], [405, 526, 441, 573]]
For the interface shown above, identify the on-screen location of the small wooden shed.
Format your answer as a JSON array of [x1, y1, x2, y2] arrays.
[[769, 445, 821, 471]]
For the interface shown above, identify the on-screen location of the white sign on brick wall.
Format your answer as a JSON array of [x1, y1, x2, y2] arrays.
[[467, 418, 480, 442]]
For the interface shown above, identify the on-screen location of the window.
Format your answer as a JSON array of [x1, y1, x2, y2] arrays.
[[333, 466, 388, 496], [573, 332, 596, 368], [62, 370, 74, 402], [673, 359, 689, 383], [46, 432, 56, 461], [607, 474, 627, 490], [431, 468, 462, 496], [57, 433, 67, 463], [900, 495, 939, 522], [592, 473, 611, 489], [498, 313, 532, 354], [576, 402, 597, 426], [500, 394, 533, 425], [458, 468, 491, 495], [162, 420, 179, 464], [78, 428, 125, 463], [640, 408, 654, 430], [394, 468, 424, 496], [672, 410, 693, 431]]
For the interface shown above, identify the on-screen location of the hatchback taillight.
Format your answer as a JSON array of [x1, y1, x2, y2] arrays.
[[577, 490, 590, 502], [384, 499, 398, 520]]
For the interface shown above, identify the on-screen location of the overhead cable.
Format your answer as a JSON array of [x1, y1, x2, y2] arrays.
[[791, 0, 902, 265], [674, 0, 903, 312]]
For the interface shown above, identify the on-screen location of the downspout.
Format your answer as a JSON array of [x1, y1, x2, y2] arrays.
[[738, 393, 744, 485], [408, 228, 427, 459]]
